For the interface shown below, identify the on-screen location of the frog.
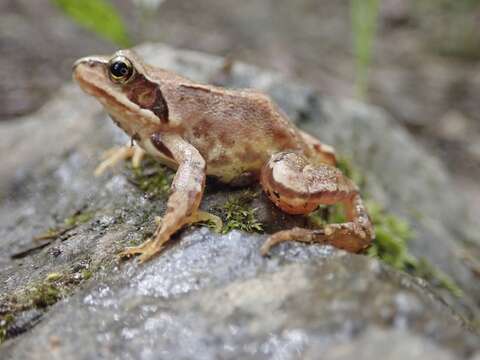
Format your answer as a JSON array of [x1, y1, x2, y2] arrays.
[[73, 49, 374, 263]]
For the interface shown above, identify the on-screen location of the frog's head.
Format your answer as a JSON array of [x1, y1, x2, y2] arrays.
[[73, 49, 169, 139]]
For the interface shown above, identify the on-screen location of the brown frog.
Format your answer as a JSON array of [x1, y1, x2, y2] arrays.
[[73, 49, 374, 263]]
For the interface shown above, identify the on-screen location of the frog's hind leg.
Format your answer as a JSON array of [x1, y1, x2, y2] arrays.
[[94, 144, 145, 176], [260, 151, 373, 255]]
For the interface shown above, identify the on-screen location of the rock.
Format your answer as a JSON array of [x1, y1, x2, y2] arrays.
[[0, 43, 479, 358], [2, 237, 478, 359], [319, 328, 458, 360]]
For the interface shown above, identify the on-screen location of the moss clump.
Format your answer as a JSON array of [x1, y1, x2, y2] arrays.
[[81, 270, 93, 280], [63, 211, 94, 227], [127, 156, 174, 199], [0, 314, 14, 343], [411, 258, 463, 297], [321, 157, 463, 297], [34, 209, 94, 241], [29, 283, 61, 308], [367, 200, 462, 297], [308, 204, 346, 228], [336, 156, 365, 189], [220, 190, 263, 234], [45, 272, 63, 282], [366, 202, 463, 297], [0, 259, 95, 344], [366, 201, 415, 269]]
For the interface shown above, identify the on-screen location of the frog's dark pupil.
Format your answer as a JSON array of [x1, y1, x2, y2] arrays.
[[110, 61, 130, 78]]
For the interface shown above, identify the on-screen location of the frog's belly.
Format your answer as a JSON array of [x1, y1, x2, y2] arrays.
[[204, 149, 266, 184]]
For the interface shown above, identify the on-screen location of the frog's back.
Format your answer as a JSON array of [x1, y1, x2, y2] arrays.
[[161, 81, 308, 182]]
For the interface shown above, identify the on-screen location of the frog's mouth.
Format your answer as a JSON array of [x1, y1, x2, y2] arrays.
[[73, 56, 132, 113]]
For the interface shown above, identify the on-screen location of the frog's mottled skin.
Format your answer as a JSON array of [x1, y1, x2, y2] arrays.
[[73, 49, 373, 262]]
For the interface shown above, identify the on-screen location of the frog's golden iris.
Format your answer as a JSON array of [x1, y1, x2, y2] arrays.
[[108, 56, 134, 84]]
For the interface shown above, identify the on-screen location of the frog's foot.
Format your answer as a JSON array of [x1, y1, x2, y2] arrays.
[[260, 221, 370, 256], [184, 210, 223, 233], [94, 145, 145, 176], [118, 211, 222, 263], [117, 237, 163, 261], [260, 227, 324, 255], [260, 151, 374, 255]]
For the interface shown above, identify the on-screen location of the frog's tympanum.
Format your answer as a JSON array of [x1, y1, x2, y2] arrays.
[[73, 50, 374, 263]]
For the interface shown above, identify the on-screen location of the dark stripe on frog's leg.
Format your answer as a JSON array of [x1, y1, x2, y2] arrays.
[[150, 133, 174, 160], [123, 73, 169, 123]]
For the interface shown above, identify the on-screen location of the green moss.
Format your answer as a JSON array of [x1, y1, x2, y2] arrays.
[[322, 158, 463, 297], [81, 270, 93, 281], [365, 201, 463, 296], [336, 156, 365, 188], [409, 258, 463, 297], [45, 272, 63, 282], [34, 209, 94, 241], [63, 211, 94, 227], [308, 204, 346, 228], [220, 190, 263, 234], [366, 201, 415, 269], [0, 314, 14, 343], [0, 258, 97, 344], [29, 283, 61, 308], [127, 156, 174, 199]]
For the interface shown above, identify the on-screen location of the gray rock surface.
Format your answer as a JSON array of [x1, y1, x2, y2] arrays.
[[0, 43, 479, 358]]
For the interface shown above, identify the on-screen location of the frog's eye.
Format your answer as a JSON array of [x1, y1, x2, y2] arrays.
[[108, 56, 134, 84]]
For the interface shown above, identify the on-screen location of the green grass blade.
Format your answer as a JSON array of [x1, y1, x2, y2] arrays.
[[351, 0, 381, 99], [52, 0, 131, 47]]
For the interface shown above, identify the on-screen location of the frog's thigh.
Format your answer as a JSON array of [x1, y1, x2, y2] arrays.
[[260, 151, 373, 254]]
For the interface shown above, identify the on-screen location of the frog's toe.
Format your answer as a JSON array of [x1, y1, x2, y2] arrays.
[[94, 145, 136, 176], [260, 227, 325, 256], [117, 239, 154, 260], [184, 211, 223, 233], [203, 213, 223, 233], [131, 146, 146, 168], [137, 246, 165, 264]]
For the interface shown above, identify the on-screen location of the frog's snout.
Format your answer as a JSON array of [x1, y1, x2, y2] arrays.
[[73, 57, 92, 71], [72, 56, 108, 71]]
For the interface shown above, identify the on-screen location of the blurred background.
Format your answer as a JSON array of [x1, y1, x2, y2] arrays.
[[1, 0, 479, 216]]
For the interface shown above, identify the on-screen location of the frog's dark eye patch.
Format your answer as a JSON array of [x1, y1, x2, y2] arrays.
[[108, 56, 134, 84]]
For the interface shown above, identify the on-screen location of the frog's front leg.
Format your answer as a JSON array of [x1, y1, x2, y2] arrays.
[[260, 151, 374, 255], [94, 144, 145, 176], [119, 133, 208, 263]]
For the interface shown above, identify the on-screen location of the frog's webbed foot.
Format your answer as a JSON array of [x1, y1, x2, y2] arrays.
[[260, 218, 370, 255], [260, 227, 325, 255], [118, 210, 222, 263], [260, 151, 374, 255], [118, 238, 159, 262], [94, 144, 145, 176]]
